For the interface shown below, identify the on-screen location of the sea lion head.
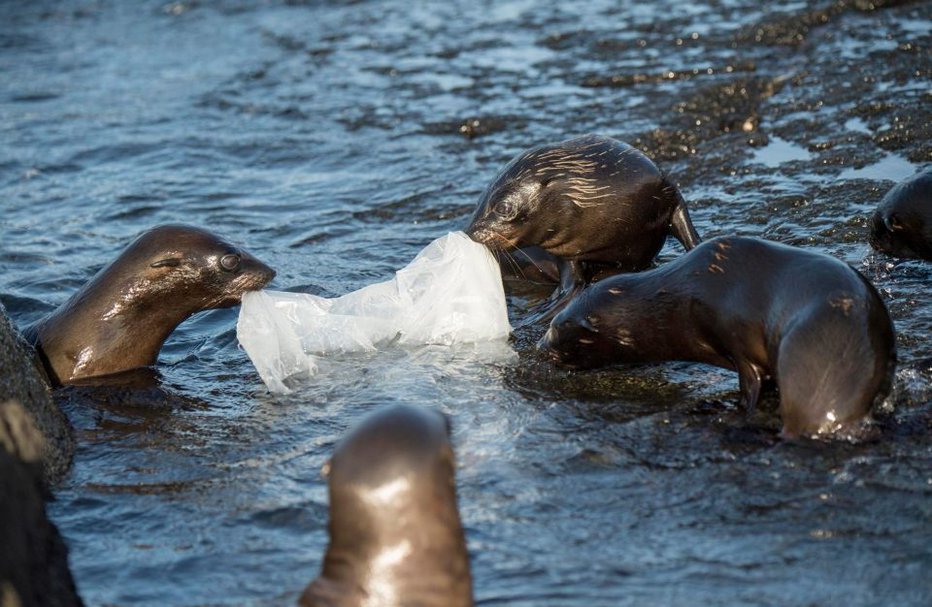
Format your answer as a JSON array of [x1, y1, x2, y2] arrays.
[[465, 135, 631, 261], [31, 224, 275, 384], [116, 224, 276, 311], [300, 404, 472, 607], [465, 134, 681, 276], [539, 281, 642, 370], [869, 168, 932, 261]]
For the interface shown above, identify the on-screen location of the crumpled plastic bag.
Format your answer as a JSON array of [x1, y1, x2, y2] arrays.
[[236, 231, 512, 393]]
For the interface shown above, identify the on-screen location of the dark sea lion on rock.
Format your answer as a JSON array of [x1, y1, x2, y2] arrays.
[[25, 224, 275, 386], [465, 134, 701, 292], [869, 167, 932, 260], [540, 236, 896, 438], [300, 404, 472, 607]]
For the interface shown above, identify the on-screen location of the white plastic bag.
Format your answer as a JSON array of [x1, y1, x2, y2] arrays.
[[236, 231, 512, 393]]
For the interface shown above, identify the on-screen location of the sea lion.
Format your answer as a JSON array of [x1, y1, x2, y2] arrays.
[[25, 224, 275, 386], [465, 134, 701, 293], [300, 404, 472, 607], [540, 236, 896, 438], [869, 167, 932, 260]]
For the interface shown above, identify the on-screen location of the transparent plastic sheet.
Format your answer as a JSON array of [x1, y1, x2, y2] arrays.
[[236, 232, 513, 393]]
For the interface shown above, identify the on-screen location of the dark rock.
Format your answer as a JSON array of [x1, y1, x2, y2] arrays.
[[0, 303, 73, 484], [0, 400, 83, 607], [629, 76, 785, 162]]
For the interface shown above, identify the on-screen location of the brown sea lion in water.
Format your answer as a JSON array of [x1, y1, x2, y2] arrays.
[[869, 167, 932, 261], [465, 134, 701, 294], [300, 404, 472, 607], [24, 224, 275, 386], [540, 236, 896, 438]]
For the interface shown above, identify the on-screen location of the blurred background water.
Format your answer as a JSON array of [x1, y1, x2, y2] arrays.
[[1, 0, 930, 605]]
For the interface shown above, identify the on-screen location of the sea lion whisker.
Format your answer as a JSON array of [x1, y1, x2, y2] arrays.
[[501, 250, 528, 281], [509, 248, 550, 281]]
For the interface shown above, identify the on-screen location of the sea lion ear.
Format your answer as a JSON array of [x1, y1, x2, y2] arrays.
[[150, 258, 182, 268]]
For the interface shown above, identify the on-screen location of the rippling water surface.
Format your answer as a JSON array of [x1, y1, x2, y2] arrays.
[[1, 1, 930, 605]]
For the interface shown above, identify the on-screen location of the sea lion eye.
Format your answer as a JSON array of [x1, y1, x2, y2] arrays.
[[220, 254, 241, 272], [497, 197, 525, 222], [151, 258, 182, 269]]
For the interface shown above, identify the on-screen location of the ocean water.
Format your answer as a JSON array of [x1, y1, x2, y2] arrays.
[[1, 1, 930, 605]]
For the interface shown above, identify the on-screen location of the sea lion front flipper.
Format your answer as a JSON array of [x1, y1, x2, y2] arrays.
[[515, 259, 586, 327], [558, 259, 587, 294], [736, 360, 763, 413], [669, 189, 702, 250]]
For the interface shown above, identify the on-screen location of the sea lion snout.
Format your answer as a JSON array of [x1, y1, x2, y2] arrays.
[[241, 252, 276, 284], [463, 219, 495, 246], [538, 314, 601, 370], [464, 215, 522, 252], [537, 328, 564, 363]]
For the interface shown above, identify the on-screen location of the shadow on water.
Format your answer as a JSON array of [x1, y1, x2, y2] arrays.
[[1, 0, 930, 605]]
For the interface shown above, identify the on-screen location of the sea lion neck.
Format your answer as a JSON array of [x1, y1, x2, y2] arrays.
[[34, 259, 197, 385]]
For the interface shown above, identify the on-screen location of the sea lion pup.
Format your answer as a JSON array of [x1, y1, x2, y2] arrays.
[[300, 404, 473, 607], [869, 167, 932, 260], [465, 134, 701, 293], [25, 224, 275, 386], [540, 236, 897, 438]]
